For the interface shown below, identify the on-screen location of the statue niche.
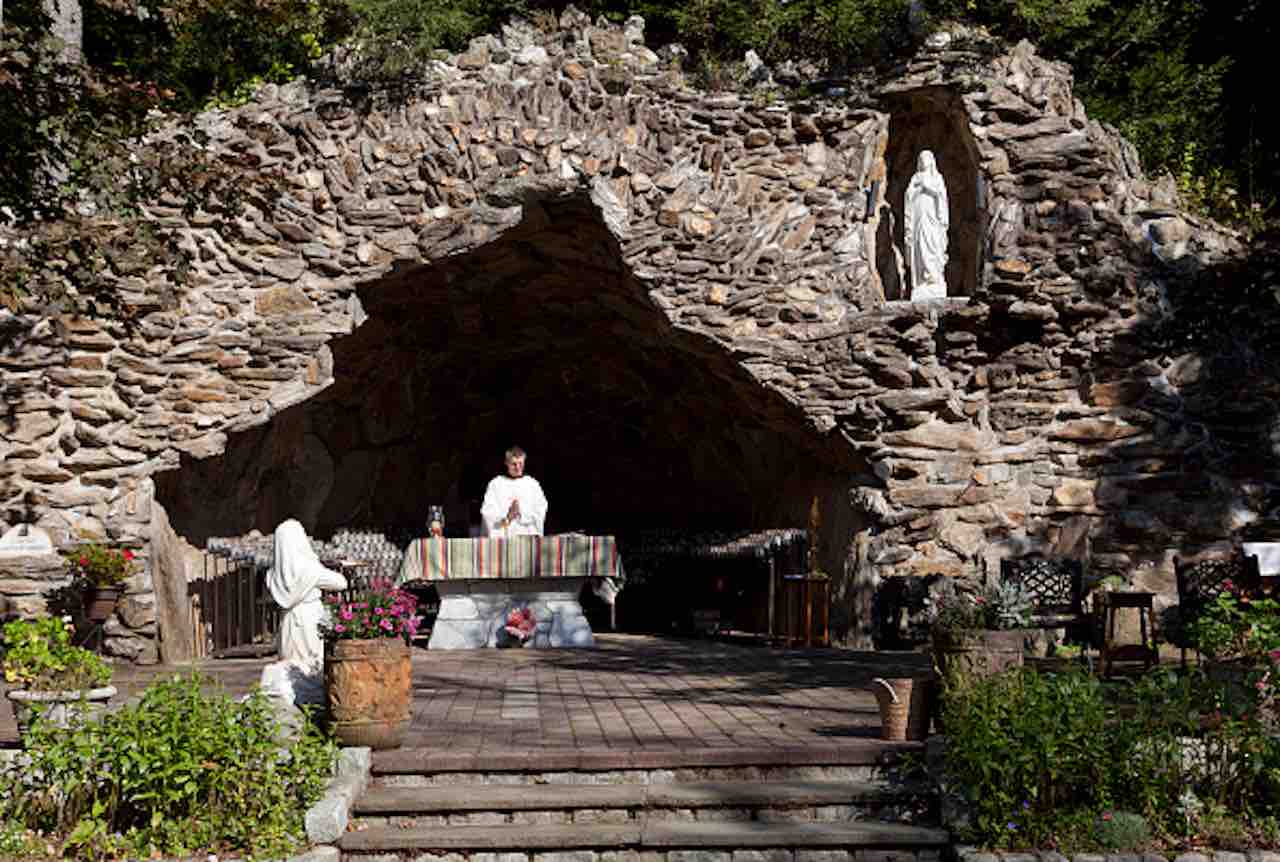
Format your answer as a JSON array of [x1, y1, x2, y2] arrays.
[[903, 149, 949, 300]]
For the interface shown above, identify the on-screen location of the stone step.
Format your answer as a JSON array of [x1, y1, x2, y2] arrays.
[[338, 819, 950, 857], [357, 780, 928, 817], [370, 742, 921, 783]]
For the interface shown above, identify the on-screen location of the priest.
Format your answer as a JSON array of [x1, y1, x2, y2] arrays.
[[480, 445, 548, 536]]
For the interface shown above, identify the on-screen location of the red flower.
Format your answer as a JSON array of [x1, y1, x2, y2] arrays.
[[79, 556, 88, 566], [123, 550, 134, 561]]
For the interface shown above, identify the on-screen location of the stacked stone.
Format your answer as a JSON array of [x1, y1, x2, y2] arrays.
[[0, 9, 1262, 654]]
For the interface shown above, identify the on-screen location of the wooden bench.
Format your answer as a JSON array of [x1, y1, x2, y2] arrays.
[[999, 556, 1091, 651]]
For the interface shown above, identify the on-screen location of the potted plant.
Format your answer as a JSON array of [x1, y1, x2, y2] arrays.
[[2, 616, 116, 744], [1189, 579, 1280, 706], [321, 577, 421, 750], [64, 542, 138, 622], [927, 575, 1035, 680]]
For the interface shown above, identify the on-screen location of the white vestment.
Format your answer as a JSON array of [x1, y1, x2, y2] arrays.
[[265, 519, 347, 670], [904, 149, 949, 300], [480, 475, 548, 536]]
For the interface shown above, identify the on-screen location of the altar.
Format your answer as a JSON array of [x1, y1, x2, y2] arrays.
[[397, 534, 625, 649]]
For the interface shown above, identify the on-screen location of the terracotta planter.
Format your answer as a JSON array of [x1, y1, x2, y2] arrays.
[[83, 586, 122, 622], [7, 685, 117, 745], [325, 637, 412, 750], [932, 628, 1026, 680]]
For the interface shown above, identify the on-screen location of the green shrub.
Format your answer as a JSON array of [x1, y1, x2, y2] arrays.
[[1094, 810, 1151, 850], [940, 666, 1111, 847], [0, 673, 336, 860]]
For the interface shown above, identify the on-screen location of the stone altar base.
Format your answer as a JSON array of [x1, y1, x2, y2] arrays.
[[427, 578, 595, 649]]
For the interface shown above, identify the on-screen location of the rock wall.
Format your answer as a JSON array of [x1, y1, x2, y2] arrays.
[[0, 12, 1259, 654]]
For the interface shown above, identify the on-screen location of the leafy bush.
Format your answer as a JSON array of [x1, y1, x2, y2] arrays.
[[940, 666, 1110, 846], [942, 665, 1280, 849], [1094, 810, 1151, 850], [1, 617, 112, 691], [0, 673, 337, 860]]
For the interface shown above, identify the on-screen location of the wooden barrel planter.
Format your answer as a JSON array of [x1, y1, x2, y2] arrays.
[[932, 628, 1025, 680], [325, 638, 412, 750]]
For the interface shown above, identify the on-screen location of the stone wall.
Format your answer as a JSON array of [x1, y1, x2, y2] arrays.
[[0, 11, 1260, 656]]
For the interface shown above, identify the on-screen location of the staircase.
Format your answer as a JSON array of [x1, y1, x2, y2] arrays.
[[338, 743, 948, 861]]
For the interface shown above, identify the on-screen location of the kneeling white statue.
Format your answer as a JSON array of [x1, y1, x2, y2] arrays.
[[904, 149, 950, 300], [259, 519, 347, 709]]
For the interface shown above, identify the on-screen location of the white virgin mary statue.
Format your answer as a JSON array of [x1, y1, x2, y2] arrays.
[[904, 150, 949, 300], [267, 519, 348, 667], [260, 519, 347, 707]]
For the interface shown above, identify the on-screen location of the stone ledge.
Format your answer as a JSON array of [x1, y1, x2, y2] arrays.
[[305, 746, 373, 844]]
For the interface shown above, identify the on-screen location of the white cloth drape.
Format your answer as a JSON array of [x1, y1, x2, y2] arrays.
[[266, 519, 347, 668], [904, 150, 949, 300], [480, 475, 548, 536]]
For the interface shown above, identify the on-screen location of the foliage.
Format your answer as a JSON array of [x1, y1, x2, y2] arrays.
[[1190, 582, 1280, 663], [83, 0, 348, 111], [940, 665, 1280, 849], [0, 673, 337, 860], [62, 542, 137, 587], [926, 576, 1034, 640], [940, 667, 1110, 847], [336, 0, 509, 80], [0, 0, 289, 318], [1093, 810, 1151, 851], [321, 576, 421, 640], [0, 617, 112, 691]]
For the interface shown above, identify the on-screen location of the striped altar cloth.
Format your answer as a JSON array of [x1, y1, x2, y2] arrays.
[[398, 534, 625, 584]]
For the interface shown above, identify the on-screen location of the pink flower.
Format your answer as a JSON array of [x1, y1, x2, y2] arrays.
[[380, 619, 393, 631], [374, 606, 384, 615], [340, 608, 354, 621], [335, 623, 345, 633]]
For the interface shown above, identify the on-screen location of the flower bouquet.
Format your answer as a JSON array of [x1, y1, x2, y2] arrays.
[[322, 577, 421, 643], [503, 607, 537, 645]]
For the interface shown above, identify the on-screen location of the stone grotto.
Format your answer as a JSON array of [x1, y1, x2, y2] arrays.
[[0, 9, 1270, 662]]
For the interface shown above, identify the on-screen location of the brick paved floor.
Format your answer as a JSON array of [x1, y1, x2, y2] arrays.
[[1, 634, 934, 753], [401, 634, 932, 753]]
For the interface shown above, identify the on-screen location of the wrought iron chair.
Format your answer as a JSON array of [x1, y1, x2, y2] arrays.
[[1173, 554, 1261, 667], [999, 555, 1090, 656]]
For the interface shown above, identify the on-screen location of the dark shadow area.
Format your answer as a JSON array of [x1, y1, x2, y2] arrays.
[[1090, 236, 1280, 567]]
